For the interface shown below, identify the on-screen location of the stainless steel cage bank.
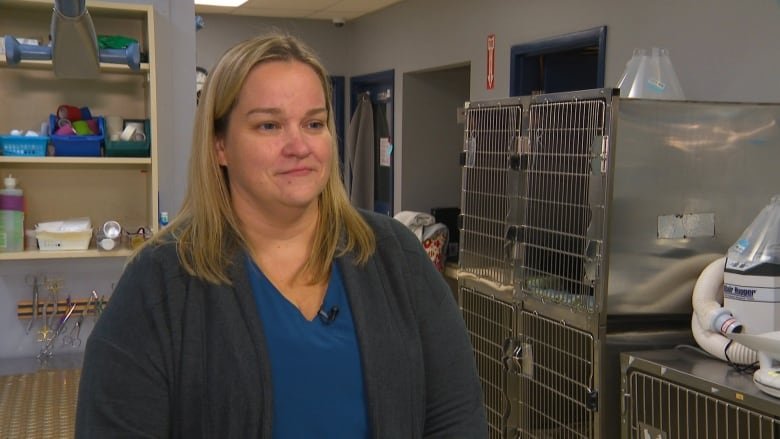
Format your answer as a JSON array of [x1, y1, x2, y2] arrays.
[[457, 88, 780, 438], [621, 349, 780, 439]]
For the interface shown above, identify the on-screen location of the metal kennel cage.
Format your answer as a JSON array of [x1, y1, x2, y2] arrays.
[[621, 349, 780, 439], [457, 88, 780, 438]]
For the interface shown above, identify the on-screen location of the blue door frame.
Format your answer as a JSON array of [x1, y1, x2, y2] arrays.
[[330, 75, 345, 167], [510, 26, 607, 96]]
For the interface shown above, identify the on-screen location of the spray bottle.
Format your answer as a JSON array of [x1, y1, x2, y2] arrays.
[[0, 174, 25, 252]]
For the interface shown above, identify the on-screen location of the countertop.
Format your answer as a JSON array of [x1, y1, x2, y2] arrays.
[[0, 352, 83, 377]]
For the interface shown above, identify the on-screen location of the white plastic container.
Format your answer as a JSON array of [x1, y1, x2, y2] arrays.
[[0, 174, 25, 252], [35, 217, 93, 251], [36, 229, 93, 251]]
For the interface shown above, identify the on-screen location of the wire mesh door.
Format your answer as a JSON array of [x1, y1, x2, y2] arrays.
[[516, 94, 610, 314], [459, 285, 520, 439], [518, 311, 596, 438], [626, 370, 780, 439], [459, 100, 523, 286]]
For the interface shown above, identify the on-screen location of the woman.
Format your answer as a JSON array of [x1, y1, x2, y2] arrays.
[[75, 33, 487, 438]]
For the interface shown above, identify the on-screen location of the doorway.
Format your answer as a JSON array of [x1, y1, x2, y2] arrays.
[[349, 70, 394, 215], [330, 75, 345, 165], [402, 64, 470, 261], [401, 64, 470, 214]]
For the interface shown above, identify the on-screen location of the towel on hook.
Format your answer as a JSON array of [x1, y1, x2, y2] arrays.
[[393, 210, 435, 241]]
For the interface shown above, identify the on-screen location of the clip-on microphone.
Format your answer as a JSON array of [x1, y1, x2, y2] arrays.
[[318, 306, 339, 325]]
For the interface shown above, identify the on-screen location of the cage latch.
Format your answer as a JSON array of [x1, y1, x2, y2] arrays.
[[460, 136, 477, 167], [589, 135, 609, 175], [511, 135, 531, 170], [586, 388, 599, 411], [583, 240, 601, 285], [509, 153, 521, 170], [503, 337, 533, 377], [504, 225, 522, 261]]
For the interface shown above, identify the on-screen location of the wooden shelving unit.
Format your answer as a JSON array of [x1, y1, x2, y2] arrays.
[[0, 1, 158, 261], [0, 58, 151, 73], [0, 248, 132, 261]]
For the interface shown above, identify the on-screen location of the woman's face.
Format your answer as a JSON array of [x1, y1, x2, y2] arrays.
[[216, 60, 332, 220]]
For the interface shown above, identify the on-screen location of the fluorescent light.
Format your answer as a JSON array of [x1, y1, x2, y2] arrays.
[[194, 0, 248, 6]]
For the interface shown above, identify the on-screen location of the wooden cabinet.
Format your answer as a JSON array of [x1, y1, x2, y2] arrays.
[[0, 1, 158, 260]]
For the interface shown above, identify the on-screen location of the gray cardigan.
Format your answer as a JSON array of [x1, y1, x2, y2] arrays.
[[75, 211, 487, 438]]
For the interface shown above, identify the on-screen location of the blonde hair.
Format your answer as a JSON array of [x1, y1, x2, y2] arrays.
[[148, 33, 375, 285]]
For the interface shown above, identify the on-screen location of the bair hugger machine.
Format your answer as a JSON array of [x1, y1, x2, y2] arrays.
[[724, 195, 780, 397]]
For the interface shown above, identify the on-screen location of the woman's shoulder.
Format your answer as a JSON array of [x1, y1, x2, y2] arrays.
[[126, 239, 182, 276], [356, 209, 428, 260], [358, 209, 416, 243]]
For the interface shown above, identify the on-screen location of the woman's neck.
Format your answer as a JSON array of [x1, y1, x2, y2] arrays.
[[242, 206, 328, 320], [241, 203, 320, 284]]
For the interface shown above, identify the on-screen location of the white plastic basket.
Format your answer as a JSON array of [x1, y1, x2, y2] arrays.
[[36, 229, 92, 251]]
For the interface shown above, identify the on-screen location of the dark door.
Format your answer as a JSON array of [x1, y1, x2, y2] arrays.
[[330, 75, 345, 170], [510, 26, 607, 96]]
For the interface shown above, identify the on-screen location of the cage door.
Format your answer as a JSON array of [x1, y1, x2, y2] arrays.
[[516, 92, 612, 313], [459, 100, 523, 286]]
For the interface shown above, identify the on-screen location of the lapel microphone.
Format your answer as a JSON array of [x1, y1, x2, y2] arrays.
[[317, 306, 339, 325]]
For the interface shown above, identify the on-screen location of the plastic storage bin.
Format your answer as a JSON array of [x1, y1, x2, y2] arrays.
[[35, 217, 93, 250], [49, 114, 105, 157], [0, 135, 48, 156], [36, 229, 93, 250], [104, 119, 150, 157]]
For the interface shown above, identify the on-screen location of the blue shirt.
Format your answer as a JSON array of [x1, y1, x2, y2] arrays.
[[246, 256, 370, 438]]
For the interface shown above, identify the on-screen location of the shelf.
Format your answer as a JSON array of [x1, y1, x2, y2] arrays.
[[2, 0, 152, 18], [0, 156, 151, 166], [0, 58, 150, 74], [0, 249, 132, 261], [0, 0, 158, 263]]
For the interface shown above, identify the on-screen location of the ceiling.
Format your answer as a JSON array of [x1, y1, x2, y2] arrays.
[[194, 0, 406, 21]]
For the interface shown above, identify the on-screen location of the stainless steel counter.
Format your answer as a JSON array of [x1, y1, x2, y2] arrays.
[[0, 353, 83, 377], [621, 348, 780, 438]]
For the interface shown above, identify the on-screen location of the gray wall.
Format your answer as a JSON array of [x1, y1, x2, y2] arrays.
[[3, 0, 779, 359], [195, 14, 352, 77], [197, 0, 780, 214], [350, 0, 780, 103], [402, 66, 470, 213], [348, 0, 780, 210]]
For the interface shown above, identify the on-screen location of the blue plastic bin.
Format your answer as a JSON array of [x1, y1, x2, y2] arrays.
[[0, 135, 49, 156], [49, 114, 105, 157]]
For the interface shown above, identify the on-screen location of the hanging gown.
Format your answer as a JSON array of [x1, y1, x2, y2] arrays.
[[345, 94, 374, 210]]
